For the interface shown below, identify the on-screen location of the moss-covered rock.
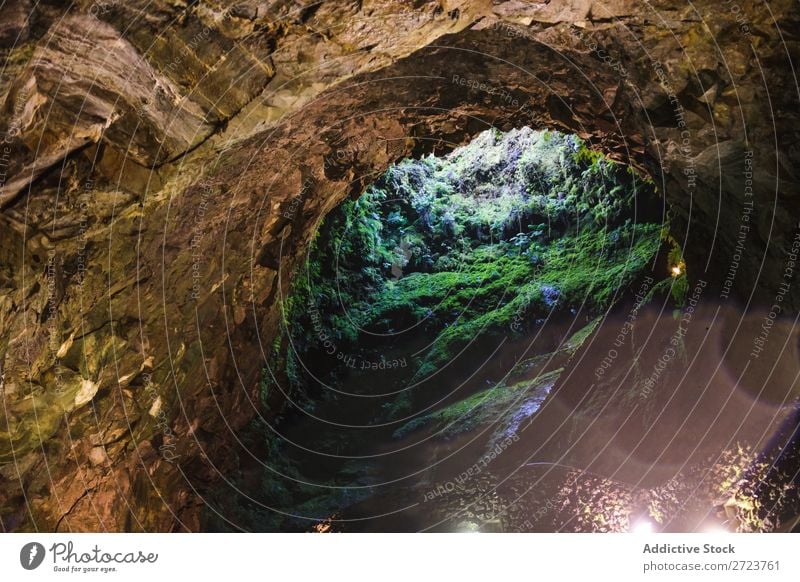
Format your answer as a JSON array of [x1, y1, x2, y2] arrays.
[[393, 318, 601, 446]]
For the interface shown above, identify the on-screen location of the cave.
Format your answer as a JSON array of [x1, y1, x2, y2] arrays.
[[211, 126, 671, 532], [0, 0, 799, 534]]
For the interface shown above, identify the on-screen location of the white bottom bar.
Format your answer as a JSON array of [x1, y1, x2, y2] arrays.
[[1, 533, 797, 581]]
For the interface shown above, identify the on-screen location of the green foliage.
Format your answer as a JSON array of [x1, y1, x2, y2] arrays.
[[671, 272, 689, 305], [640, 235, 688, 308], [269, 127, 662, 400], [572, 141, 606, 168], [375, 222, 660, 377]]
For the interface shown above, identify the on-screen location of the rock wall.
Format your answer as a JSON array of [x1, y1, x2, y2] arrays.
[[0, 0, 797, 531]]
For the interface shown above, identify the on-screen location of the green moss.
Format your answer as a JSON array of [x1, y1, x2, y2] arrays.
[[563, 317, 602, 351], [394, 368, 565, 440], [266, 127, 663, 412], [381, 223, 660, 376]]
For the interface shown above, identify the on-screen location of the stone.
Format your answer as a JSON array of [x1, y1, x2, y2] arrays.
[[0, 0, 798, 532], [74, 379, 100, 408], [88, 446, 108, 467]]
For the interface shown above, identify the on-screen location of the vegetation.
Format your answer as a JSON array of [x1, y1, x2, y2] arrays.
[[267, 127, 662, 402]]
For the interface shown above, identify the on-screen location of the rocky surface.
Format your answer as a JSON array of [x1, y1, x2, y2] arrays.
[[0, 0, 798, 531]]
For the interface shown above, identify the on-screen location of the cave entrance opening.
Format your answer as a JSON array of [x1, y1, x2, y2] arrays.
[[271, 125, 668, 398], [219, 126, 682, 532]]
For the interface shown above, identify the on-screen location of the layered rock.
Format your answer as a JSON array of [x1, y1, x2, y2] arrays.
[[0, 0, 798, 531]]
